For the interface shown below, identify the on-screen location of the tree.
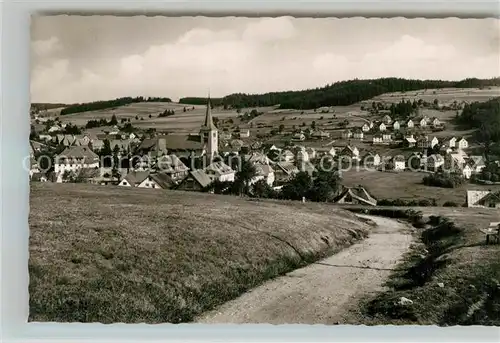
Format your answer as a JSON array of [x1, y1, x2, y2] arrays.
[[183, 107, 187, 112], [252, 179, 275, 198], [135, 115, 139, 120], [148, 114, 152, 118], [235, 159, 257, 195], [109, 114, 118, 125], [311, 121, 316, 130], [278, 124, 285, 133], [307, 170, 342, 202], [112, 145, 120, 178], [281, 172, 313, 201]]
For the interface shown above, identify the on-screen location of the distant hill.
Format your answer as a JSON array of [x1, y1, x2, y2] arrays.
[[31, 103, 71, 111], [181, 77, 500, 110], [60, 96, 172, 116]]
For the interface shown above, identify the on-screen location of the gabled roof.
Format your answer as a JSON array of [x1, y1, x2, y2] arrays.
[[205, 161, 234, 176], [185, 169, 212, 188], [333, 186, 377, 206], [275, 162, 299, 175], [255, 163, 274, 176], [150, 173, 176, 189], [156, 154, 189, 174], [123, 170, 151, 186], [57, 146, 99, 163]]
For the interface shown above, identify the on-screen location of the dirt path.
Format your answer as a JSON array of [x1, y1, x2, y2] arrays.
[[195, 215, 414, 324]]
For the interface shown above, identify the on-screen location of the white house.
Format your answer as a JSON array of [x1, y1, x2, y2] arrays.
[[342, 129, 353, 139], [205, 161, 235, 182], [362, 123, 370, 132], [379, 123, 387, 132], [393, 121, 401, 131], [446, 137, 457, 148], [405, 136, 417, 148], [292, 133, 305, 141], [363, 152, 381, 166], [406, 119, 415, 129], [462, 164, 473, 179], [382, 133, 392, 142], [417, 136, 439, 149], [382, 115, 392, 124], [54, 146, 100, 175], [427, 154, 445, 171], [390, 156, 406, 171], [296, 149, 310, 162], [419, 118, 428, 127], [48, 125, 61, 133], [251, 163, 275, 186], [373, 134, 384, 144], [239, 129, 250, 138], [432, 117, 441, 127], [458, 137, 469, 150], [305, 147, 317, 160], [353, 129, 364, 140], [339, 145, 360, 160]]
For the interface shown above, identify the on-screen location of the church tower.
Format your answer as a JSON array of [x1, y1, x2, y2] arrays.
[[199, 95, 218, 161]]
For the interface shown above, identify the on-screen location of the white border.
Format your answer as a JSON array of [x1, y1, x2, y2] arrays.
[[2, 1, 500, 342]]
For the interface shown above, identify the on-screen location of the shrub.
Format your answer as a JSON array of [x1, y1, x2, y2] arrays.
[[423, 172, 465, 188], [443, 201, 459, 207]]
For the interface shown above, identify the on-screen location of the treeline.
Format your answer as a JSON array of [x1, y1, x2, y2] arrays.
[[422, 173, 466, 188], [456, 97, 500, 156], [60, 96, 172, 115], [179, 97, 223, 106], [180, 77, 500, 110], [31, 103, 70, 111]]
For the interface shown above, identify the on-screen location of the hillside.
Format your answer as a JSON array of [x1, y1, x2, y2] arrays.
[[29, 183, 372, 323]]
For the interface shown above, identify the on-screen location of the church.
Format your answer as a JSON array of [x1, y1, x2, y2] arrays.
[[137, 97, 219, 163]]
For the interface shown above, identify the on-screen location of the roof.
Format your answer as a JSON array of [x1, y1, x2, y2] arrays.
[[392, 155, 406, 162], [187, 169, 212, 188], [139, 135, 204, 153], [156, 154, 189, 173], [467, 190, 496, 206], [123, 170, 151, 186], [57, 146, 99, 164], [405, 137, 417, 143], [150, 173, 176, 189], [334, 186, 377, 206], [205, 161, 234, 176], [255, 163, 274, 176], [275, 162, 299, 175]]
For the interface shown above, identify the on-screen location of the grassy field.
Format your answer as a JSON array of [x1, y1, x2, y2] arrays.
[[341, 170, 500, 205], [344, 207, 500, 326], [29, 183, 372, 323]]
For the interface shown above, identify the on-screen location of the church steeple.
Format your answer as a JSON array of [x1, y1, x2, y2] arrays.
[[200, 93, 218, 160], [203, 94, 217, 131]]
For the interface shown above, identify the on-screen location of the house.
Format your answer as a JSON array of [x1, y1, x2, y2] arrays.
[[353, 129, 364, 140], [382, 115, 392, 124], [238, 129, 250, 138], [90, 139, 105, 151], [311, 130, 330, 140], [48, 125, 61, 133], [445, 150, 468, 171], [393, 121, 401, 131], [417, 136, 439, 149], [378, 123, 387, 132], [296, 149, 310, 162], [382, 133, 392, 142], [30, 172, 48, 183], [119, 170, 149, 187], [305, 147, 317, 160], [457, 137, 469, 150], [372, 134, 384, 145], [427, 154, 445, 171], [362, 152, 381, 167], [176, 169, 213, 192], [342, 129, 352, 139], [466, 155, 486, 173], [406, 119, 415, 129], [407, 152, 424, 170], [339, 145, 360, 160], [361, 123, 371, 132], [220, 132, 232, 140], [244, 152, 271, 165], [445, 137, 457, 148], [204, 161, 235, 182], [292, 133, 305, 141], [389, 155, 406, 171], [404, 136, 417, 148], [418, 117, 428, 127], [252, 163, 275, 186], [333, 186, 377, 206], [462, 164, 473, 179], [274, 162, 299, 183], [431, 117, 441, 127], [61, 135, 76, 147], [54, 146, 100, 175], [298, 160, 317, 176], [467, 190, 500, 208], [156, 154, 189, 181], [316, 146, 336, 158], [278, 149, 295, 163]]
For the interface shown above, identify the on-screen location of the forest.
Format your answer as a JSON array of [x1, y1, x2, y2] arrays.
[[60, 96, 172, 115], [181, 77, 500, 110]]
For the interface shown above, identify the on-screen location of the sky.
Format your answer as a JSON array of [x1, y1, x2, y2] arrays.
[[31, 16, 500, 104]]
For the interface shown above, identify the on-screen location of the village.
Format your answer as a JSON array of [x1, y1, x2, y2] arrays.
[[28, 90, 500, 209]]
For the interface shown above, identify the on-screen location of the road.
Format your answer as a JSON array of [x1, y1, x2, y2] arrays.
[[195, 215, 414, 324]]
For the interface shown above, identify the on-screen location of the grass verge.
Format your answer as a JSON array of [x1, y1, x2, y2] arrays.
[[353, 210, 500, 325]]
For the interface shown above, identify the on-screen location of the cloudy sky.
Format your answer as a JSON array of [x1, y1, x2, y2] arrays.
[[31, 16, 500, 104]]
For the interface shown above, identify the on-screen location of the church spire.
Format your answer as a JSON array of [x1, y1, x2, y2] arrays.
[[203, 92, 217, 131]]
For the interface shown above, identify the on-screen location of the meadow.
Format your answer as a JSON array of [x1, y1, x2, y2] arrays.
[[29, 183, 371, 323]]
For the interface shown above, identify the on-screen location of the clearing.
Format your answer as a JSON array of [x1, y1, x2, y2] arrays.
[[196, 215, 414, 324], [29, 183, 371, 323]]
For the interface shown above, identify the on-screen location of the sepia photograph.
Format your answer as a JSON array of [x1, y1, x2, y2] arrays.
[[29, 15, 500, 325]]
